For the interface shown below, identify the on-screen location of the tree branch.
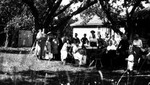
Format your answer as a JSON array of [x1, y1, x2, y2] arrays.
[[47, 0, 55, 10], [99, 0, 122, 34], [54, 15, 72, 32], [54, 1, 74, 16], [71, 0, 97, 16], [42, 0, 55, 25], [43, 0, 62, 28], [22, 0, 39, 18], [129, 0, 142, 18], [22, 0, 40, 30]]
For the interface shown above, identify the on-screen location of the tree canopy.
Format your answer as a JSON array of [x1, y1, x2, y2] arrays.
[[21, 0, 97, 33], [80, 0, 150, 36], [98, 0, 150, 37], [0, 0, 98, 47], [1, 0, 150, 47]]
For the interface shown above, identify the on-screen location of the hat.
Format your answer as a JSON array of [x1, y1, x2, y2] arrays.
[[91, 30, 95, 33]]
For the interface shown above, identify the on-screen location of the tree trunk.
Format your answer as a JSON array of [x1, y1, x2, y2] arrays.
[[126, 17, 135, 41], [35, 18, 41, 31], [4, 32, 9, 48], [11, 30, 18, 47]]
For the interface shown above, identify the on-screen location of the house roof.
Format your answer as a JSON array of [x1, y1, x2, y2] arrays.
[[70, 15, 104, 27], [86, 15, 103, 25]]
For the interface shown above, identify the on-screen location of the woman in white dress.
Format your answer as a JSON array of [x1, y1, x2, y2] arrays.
[[61, 39, 71, 64]]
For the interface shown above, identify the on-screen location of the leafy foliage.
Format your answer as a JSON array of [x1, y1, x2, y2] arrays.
[[0, 0, 24, 24], [21, 0, 98, 32], [80, 3, 106, 24], [6, 14, 34, 31]]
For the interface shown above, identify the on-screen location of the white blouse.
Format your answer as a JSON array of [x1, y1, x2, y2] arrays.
[[133, 39, 143, 48]]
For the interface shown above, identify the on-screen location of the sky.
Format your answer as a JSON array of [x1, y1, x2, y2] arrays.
[[61, 0, 70, 5], [61, 0, 81, 20]]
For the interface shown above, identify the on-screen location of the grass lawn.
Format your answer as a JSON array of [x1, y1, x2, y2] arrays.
[[0, 52, 93, 73], [0, 49, 101, 85], [0, 48, 150, 85]]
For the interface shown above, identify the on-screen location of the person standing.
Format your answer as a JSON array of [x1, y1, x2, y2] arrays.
[[34, 29, 42, 59], [106, 40, 117, 69], [34, 29, 47, 59], [51, 34, 59, 60], [89, 30, 97, 47], [131, 34, 143, 70], [73, 33, 80, 44], [117, 34, 129, 68], [97, 35, 105, 49], [81, 34, 88, 48], [61, 39, 72, 65], [45, 35, 53, 60]]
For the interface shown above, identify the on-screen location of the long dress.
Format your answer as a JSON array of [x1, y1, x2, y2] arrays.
[[34, 32, 47, 59], [61, 43, 70, 62], [51, 38, 59, 59], [45, 39, 53, 59]]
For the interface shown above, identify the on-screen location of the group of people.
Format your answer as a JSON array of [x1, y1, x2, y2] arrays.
[[33, 29, 89, 66], [33, 29, 60, 60], [32, 28, 150, 70], [118, 34, 150, 73]]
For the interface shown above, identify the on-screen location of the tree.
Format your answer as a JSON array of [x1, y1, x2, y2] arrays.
[[0, 0, 28, 47], [0, 0, 25, 26], [1, 0, 98, 47], [21, 0, 98, 34], [99, 0, 150, 39], [4, 13, 34, 47], [79, 3, 106, 25]]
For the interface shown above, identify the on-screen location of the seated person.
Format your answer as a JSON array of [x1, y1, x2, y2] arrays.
[[72, 42, 87, 66], [106, 40, 117, 52]]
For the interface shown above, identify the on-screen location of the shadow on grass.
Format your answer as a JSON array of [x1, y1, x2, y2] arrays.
[[0, 69, 150, 85], [0, 69, 115, 85]]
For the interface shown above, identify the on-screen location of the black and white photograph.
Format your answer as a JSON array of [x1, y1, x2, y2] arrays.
[[0, 0, 150, 85]]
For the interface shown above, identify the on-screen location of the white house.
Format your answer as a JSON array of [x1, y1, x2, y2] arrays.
[[71, 15, 122, 45], [71, 15, 111, 39]]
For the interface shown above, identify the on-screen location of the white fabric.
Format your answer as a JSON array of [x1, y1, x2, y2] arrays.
[[45, 53, 53, 59], [36, 31, 42, 40], [133, 39, 143, 48], [72, 44, 86, 65], [34, 42, 41, 56], [89, 35, 97, 42], [107, 45, 117, 51], [45, 40, 53, 59], [61, 43, 69, 61], [45, 40, 51, 53], [127, 54, 134, 71]]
